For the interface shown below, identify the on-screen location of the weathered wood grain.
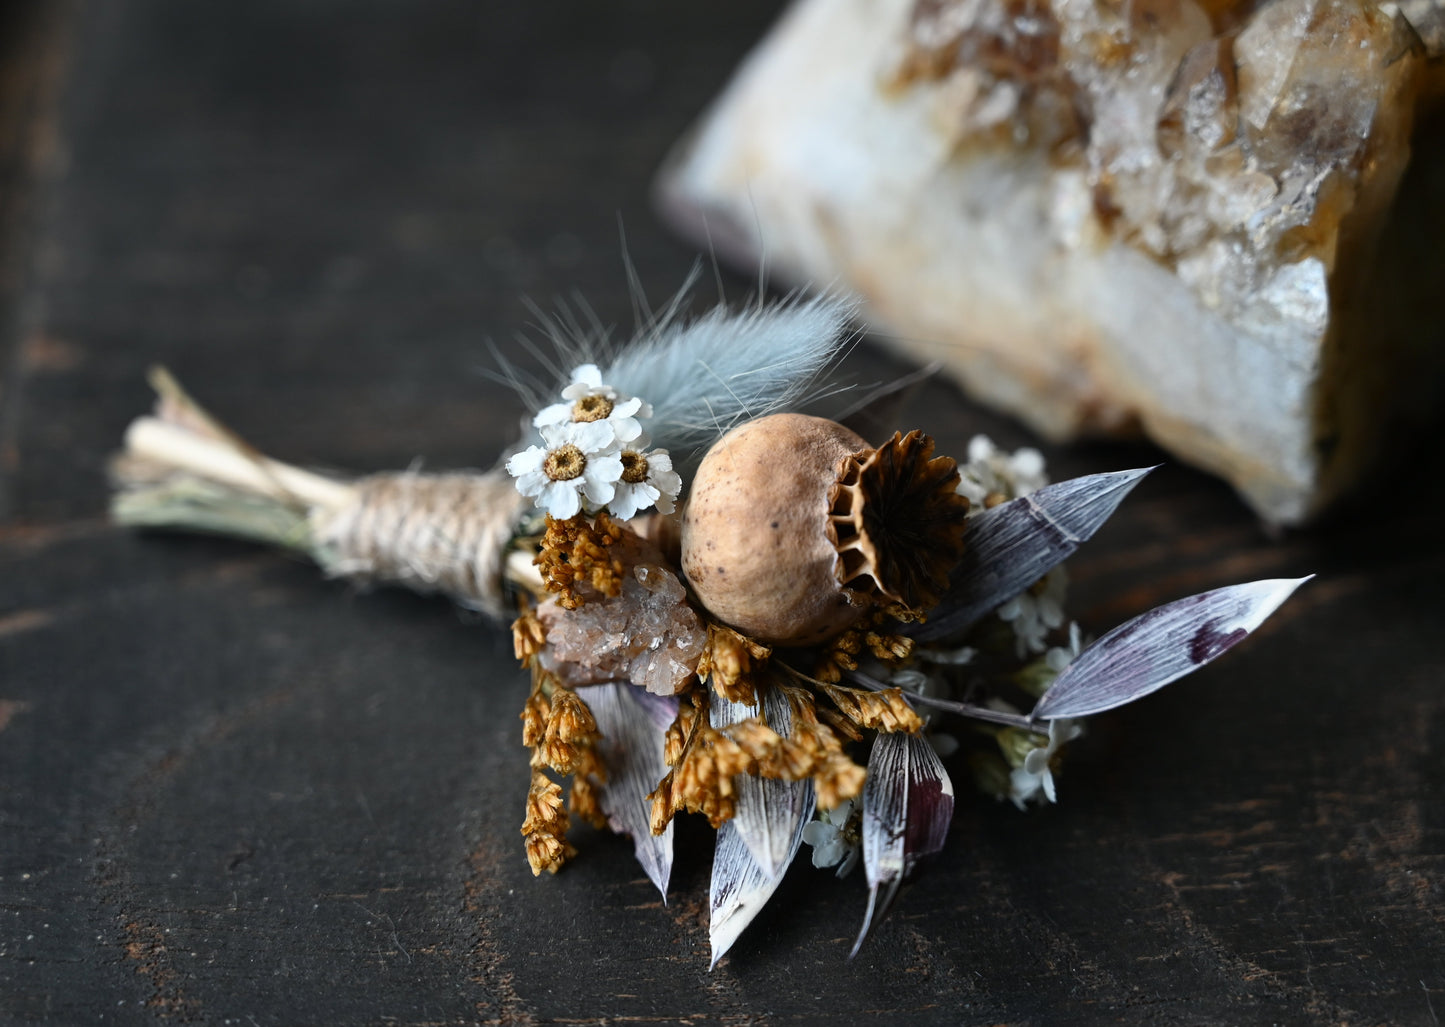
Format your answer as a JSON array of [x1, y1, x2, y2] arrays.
[[0, 1, 1442, 1024]]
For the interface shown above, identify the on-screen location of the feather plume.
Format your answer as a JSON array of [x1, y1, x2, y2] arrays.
[[604, 293, 855, 469], [500, 278, 857, 475]]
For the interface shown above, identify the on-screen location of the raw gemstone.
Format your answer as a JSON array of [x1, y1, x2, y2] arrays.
[[657, 0, 1445, 524], [540, 535, 706, 695]]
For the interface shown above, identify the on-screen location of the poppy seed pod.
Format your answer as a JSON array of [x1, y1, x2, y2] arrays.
[[681, 413, 970, 646]]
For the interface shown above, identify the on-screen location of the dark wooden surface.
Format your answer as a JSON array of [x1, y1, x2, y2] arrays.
[[2, 2, 1443, 1023]]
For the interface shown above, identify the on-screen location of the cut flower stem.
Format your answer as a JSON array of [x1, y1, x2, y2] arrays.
[[846, 669, 1045, 734]]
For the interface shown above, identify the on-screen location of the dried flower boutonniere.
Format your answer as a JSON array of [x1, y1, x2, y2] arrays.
[[112, 290, 1307, 965]]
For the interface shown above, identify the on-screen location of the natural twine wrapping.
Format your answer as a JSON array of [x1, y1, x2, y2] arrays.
[[312, 468, 528, 618]]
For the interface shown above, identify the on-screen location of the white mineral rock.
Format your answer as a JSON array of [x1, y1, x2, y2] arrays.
[[657, 0, 1445, 523]]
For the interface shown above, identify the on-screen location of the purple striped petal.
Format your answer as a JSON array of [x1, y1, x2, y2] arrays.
[[710, 686, 811, 877], [708, 782, 815, 968], [853, 732, 954, 957], [913, 467, 1154, 641], [1031, 577, 1311, 721], [584, 682, 677, 900]]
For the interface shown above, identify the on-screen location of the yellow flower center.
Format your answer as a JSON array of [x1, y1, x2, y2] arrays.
[[572, 394, 614, 423], [620, 450, 649, 484], [544, 444, 586, 481]]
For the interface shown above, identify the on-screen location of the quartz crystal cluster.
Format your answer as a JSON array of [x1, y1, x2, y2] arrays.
[[539, 534, 706, 696], [657, 0, 1445, 524]]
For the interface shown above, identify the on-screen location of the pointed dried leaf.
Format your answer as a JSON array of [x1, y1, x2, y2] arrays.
[[584, 683, 678, 899], [914, 467, 1154, 641], [854, 732, 954, 956], [1031, 577, 1311, 720], [708, 779, 815, 968], [710, 686, 809, 877]]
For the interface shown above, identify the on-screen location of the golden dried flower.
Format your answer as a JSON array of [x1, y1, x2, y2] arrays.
[[672, 747, 737, 829], [697, 623, 771, 704], [647, 689, 764, 834], [520, 689, 551, 749], [549, 688, 598, 742], [755, 734, 820, 781], [725, 717, 784, 762], [663, 721, 754, 830], [644, 675, 878, 834], [662, 698, 699, 767], [525, 833, 571, 876], [647, 771, 676, 836], [813, 751, 867, 810], [512, 606, 548, 665], [539, 688, 599, 775], [521, 769, 575, 876], [814, 706, 865, 742], [814, 628, 864, 683], [534, 512, 624, 610], [520, 664, 558, 750], [747, 686, 868, 807], [817, 681, 925, 734], [865, 629, 914, 663], [706, 725, 753, 779], [568, 748, 608, 830], [521, 770, 566, 834]]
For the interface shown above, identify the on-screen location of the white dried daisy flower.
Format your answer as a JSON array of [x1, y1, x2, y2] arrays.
[[916, 643, 977, 667], [1008, 717, 1083, 809], [802, 797, 859, 875], [1044, 621, 1085, 675], [608, 443, 682, 521], [506, 419, 622, 519], [957, 434, 1048, 507], [534, 363, 652, 445], [1015, 621, 1085, 698], [997, 565, 1068, 657]]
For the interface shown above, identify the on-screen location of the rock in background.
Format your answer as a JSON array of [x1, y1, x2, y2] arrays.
[[657, 0, 1445, 524]]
